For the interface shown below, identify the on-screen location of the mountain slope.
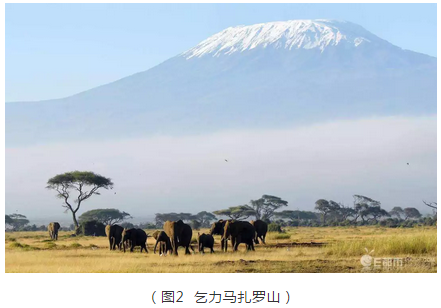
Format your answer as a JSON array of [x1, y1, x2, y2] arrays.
[[6, 19, 436, 146]]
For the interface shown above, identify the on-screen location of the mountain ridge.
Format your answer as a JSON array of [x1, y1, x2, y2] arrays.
[[6, 19, 436, 146]]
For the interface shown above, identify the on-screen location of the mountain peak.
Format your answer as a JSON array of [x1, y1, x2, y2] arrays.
[[182, 19, 385, 59]]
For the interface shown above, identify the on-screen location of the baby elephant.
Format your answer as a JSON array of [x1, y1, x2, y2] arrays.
[[198, 233, 215, 254], [152, 230, 172, 256]]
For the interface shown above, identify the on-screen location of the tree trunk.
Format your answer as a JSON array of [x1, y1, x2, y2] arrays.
[[72, 211, 80, 235]]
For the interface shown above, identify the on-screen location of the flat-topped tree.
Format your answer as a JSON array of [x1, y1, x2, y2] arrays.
[[78, 209, 131, 226], [46, 171, 113, 234]]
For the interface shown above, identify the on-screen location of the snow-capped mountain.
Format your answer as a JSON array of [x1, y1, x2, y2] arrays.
[[6, 19, 436, 146], [183, 20, 379, 58]]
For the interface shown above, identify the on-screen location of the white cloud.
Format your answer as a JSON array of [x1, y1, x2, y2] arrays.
[[5, 115, 437, 223]]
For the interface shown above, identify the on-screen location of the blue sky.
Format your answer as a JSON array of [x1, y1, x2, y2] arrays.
[[6, 3, 437, 102]]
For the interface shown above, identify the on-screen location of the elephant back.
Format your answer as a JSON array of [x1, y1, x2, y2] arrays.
[[135, 229, 148, 243], [224, 220, 255, 241], [252, 220, 268, 234], [178, 223, 192, 246], [163, 221, 175, 239]]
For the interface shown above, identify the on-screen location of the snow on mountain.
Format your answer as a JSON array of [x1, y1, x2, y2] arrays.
[[183, 19, 381, 59]]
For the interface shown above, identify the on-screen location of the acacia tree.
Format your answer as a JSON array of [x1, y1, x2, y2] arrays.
[[273, 210, 318, 224], [78, 209, 131, 225], [403, 207, 422, 220], [353, 195, 381, 223], [249, 195, 288, 221], [423, 201, 437, 216], [154, 212, 193, 227], [46, 171, 113, 234], [389, 207, 405, 219], [314, 199, 340, 224], [213, 205, 255, 220], [5, 214, 30, 231], [193, 211, 217, 228]]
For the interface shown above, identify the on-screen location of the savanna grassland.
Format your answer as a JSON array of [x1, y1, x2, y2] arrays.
[[5, 226, 437, 273]]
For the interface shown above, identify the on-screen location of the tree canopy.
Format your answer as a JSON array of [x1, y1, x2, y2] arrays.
[[154, 212, 194, 227], [404, 207, 422, 220], [273, 210, 318, 222], [46, 171, 113, 234], [389, 207, 405, 219], [5, 214, 30, 231], [78, 208, 131, 225], [213, 195, 288, 221], [213, 205, 255, 220]]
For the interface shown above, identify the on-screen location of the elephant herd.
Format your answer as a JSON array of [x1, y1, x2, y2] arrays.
[[105, 219, 268, 256]]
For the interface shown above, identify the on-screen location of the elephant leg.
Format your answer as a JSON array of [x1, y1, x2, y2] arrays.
[[173, 240, 178, 256], [250, 240, 255, 251], [233, 236, 238, 251]]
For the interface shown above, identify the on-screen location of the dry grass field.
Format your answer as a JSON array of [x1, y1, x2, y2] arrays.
[[5, 226, 437, 273]]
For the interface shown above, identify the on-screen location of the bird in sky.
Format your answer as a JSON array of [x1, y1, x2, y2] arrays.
[[407, 163, 409, 165], [225, 159, 228, 162]]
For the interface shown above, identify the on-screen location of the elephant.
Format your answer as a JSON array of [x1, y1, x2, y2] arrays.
[[198, 233, 215, 254], [250, 220, 268, 244], [152, 230, 172, 256], [48, 222, 61, 240], [121, 228, 149, 253], [209, 220, 229, 251], [222, 220, 256, 252], [105, 224, 124, 250], [163, 220, 194, 256]]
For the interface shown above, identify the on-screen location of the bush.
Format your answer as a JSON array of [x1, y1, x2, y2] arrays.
[[268, 223, 283, 233], [70, 242, 82, 248], [9, 242, 24, 248], [44, 242, 57, 249], [80, 220, 106, 236]]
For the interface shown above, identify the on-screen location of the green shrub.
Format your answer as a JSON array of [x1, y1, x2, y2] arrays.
[[268, 223, 283, 233], [44, 242, 57, 249], [70, 242, 82, 248], [80, 220, 106, 236], [9, 242, 39, 251], [9, 242, 24, 248]]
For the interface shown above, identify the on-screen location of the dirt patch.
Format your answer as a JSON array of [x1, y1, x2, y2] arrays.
[[214, 258, 357, 273], [271, 242, 327, 248]]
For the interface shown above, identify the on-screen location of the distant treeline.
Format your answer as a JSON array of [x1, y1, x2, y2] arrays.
[[5, 195, 437, 233]]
